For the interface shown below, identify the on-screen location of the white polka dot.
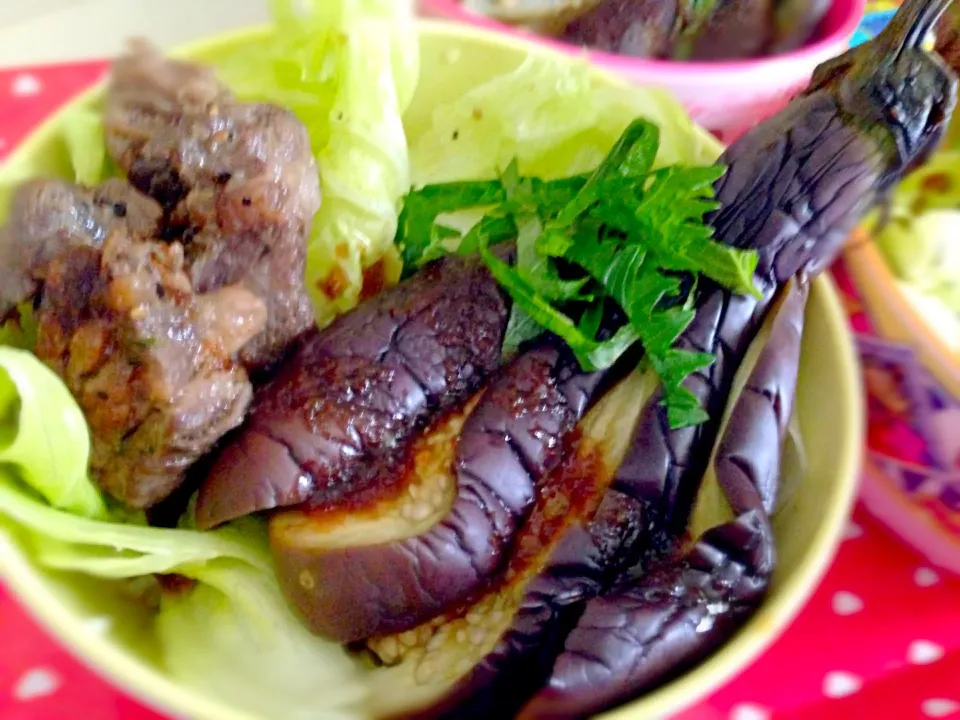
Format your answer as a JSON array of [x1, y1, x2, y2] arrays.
[[844, 521, 863, 539], [909, 640, 946, 665], [922, 699, 960, 718], [12, 667, 61, 701], [730, 703, 771, 720], [915, 567, 941, 587], [83, 615, 112, 635], [10, 73, 42, 97], [823, 671, 862, 698], [831, 591, 864, 616]]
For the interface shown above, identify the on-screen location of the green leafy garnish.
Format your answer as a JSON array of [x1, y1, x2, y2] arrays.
[[396, 119, 762, 429]]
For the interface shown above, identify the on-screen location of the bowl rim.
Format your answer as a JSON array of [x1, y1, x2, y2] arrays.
[[419, 0, 867, 78], [0, 17, 863, 720]]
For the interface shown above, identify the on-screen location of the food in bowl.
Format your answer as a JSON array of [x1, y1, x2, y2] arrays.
[[861, 118, 960, 354], [454, 0, 832, 60], [0, 1, 950, 719], [860, 2, 960, 354]]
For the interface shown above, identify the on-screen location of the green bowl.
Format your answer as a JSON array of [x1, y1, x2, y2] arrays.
[[0, 19, 862, 720]]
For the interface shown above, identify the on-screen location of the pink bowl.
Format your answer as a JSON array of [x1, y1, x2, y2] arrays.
[[418, 0, 866, 142]]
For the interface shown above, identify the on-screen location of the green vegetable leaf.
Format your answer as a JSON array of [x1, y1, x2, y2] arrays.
[[0, 347, 105, 519], [502, 306, 544, 359], [215, 0, 420, 328], [398, 116, 758, 428], [551, 118, 659, 228], [158, 559, 367, 720], [61, 107, 108, 186], [397, 180, 506, 270]]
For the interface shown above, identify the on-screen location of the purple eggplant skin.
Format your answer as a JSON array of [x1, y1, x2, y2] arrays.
[[516, 3, 959, 713], [403, 282, 803, 720], [628, 0, 959, 542], [521, 511, 774, 720], [562, 0, 681, 58], [398, 2, 959, 716], [519, 279, 808, 720], [397, 489, 650, 720], [269, 342, 613, 643], [769, 0, 833, 55], [195, 252, 510, 530], [680, 0, 775, 61]]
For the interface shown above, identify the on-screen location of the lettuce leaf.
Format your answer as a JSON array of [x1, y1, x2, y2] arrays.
[[0, 2, 726, 717], [158, 560, 368, 720], [60, 107, 108, 186], [216, 0, 419, 328], [0, 350, 365, 717], [0, 347, 105, 519], [408, 54, 718, 187]]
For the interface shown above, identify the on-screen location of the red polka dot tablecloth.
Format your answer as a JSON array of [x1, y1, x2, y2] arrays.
[[0, 63, 959, 720]]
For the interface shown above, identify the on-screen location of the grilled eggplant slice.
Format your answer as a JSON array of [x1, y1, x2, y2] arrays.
[[196, 253, 510, 530]]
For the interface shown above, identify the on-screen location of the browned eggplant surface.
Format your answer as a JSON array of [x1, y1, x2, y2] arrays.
[[267, 341, 616, 642], [0, 40, 322, 509], [521, 279, 808, 719], [364, 368, 658, 719], [104, 39, 320, 372], [196, 253, 510, 533]]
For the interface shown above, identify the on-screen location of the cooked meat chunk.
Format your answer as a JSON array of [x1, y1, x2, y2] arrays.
[[103, 39, 322, 371], [0, 178, 163, 315], [34, 229, 266, 508]]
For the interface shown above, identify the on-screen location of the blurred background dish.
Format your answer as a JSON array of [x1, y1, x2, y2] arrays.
[[834, 11, 960, 574], [419, 0, 865, 141]]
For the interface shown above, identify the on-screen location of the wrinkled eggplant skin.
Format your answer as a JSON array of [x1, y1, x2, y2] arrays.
[[520, 511, 773, 720], [560, 0, 826, 61], [195, 253, 509, 530], [271, 342, 611, 642], [520, 281, 808, 719], [714, 282, 809, 516], [632, 39, 956, 536], [403, 490, 648, 720], [450, 16, 959, 712]]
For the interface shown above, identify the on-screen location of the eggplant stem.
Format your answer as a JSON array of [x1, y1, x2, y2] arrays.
[[880, 0, 954, 59]]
